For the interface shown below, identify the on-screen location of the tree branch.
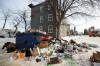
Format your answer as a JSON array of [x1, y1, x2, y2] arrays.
[[66, 12, 96, 17]]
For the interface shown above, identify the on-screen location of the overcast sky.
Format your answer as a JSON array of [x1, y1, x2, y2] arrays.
[[0, 0, 44, 10], [0, 0, 29, 10], [0, 0, 100, 32]]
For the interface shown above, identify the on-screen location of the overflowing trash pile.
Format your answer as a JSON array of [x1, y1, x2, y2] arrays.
[[1, 32, 100, 66]]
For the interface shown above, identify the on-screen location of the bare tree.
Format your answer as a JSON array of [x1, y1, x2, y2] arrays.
[[45, 0, 100, 38], [16, 10, 29, 32], [13, 16, 22, 34], [2, 10, 10, 30]]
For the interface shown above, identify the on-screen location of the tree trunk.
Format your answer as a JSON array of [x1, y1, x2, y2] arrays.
[[14, 26, 18, 35], [56, 24, 60, 39], [2, 19, 7, 31], [24, 21, 27, 32], [23, 18, 27, 32]]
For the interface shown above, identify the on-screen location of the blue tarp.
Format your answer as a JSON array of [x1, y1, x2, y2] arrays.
[[16, 32, 41, 50]]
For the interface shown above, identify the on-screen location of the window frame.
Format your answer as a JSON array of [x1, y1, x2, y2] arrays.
[[40, 16, 43, 23], [48, 25, 53, 33], [48, 14, 53, 22], [48, 5, 51, 10], [39, 26, 43, 31], [40, 6, 43, 12]]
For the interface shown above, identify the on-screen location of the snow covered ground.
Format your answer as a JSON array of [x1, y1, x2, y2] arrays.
[[0, 38, 15, 47], [0, 35, 100, 66], [0, 38, 15, 53], [62, 35, 100, 51], [62, 35, 100, 66], [62, 35, 100, 46]]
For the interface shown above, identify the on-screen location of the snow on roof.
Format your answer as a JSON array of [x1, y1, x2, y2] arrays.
[[29, 0, 45, 7]]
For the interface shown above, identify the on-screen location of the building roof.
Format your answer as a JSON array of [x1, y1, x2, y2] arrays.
[[28, 1, 45, 8]]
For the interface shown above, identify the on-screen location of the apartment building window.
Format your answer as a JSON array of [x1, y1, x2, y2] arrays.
[[40, 6, 43, 12], [39, 26, 43, 31], [48, 14, 53, 21], [40, 16, 43, 23], [48, 5, 51, 10], [48, 25, 53, 33]]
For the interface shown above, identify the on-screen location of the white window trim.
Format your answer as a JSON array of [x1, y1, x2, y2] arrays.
[[39, 26, 43, 31], [40, 6, 43, 12], [48, 14, 53, 21], [48, 25, 53, 33], [48, 5, 51, 10], [40, 16, 43, 23]]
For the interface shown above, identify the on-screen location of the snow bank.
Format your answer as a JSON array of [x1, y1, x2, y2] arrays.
[[62, 35, 100, 46], [0, 38, 15, 49]]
